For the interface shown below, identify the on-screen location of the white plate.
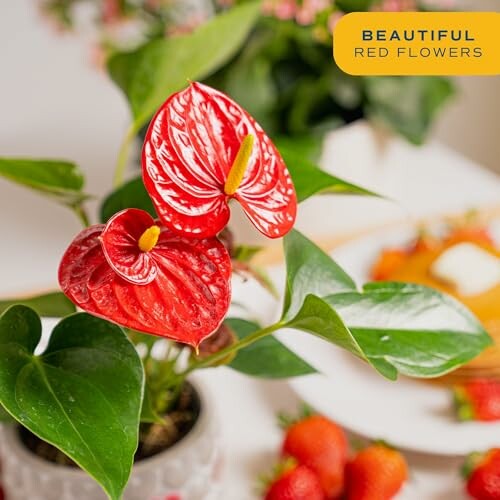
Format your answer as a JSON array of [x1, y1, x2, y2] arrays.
[[277, 221, 500, 456]]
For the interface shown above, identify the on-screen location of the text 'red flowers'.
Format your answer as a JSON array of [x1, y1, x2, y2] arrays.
[[59, 208, 231, 347], [142, 82, 297, 239]]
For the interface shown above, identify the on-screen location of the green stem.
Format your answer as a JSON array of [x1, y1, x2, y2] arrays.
[[113, 124, 136, 188], [73, 204, 91, 228], [181, 321, 285, 376]]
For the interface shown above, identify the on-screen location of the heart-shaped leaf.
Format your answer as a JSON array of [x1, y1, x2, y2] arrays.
[[279, 147, 380, 203], [282, 230, 492, 380], [0, 307, 144, 500], [108, 1, 261, 133], [324, 282, 492, 379], [100, 176, 156, 222], [282, 229, 357, 320], [0, 291, 76, 317], [227, 318, 316, 378], [0, 158, 88, 207]]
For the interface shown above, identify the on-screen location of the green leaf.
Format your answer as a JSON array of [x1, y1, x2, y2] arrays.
[[140, 382, 164, 425], [0, 291, 76, 317], [233, 244, 264, 263], [108, 1, 261, 132], [281, 230, 491, 380], [227, 318, 316, 378], [0, 307, 144, 500], [100, 176, 156, 222], [0, 158, 88, 207], [324, 282, 492, 378], [279, 147, 380, 202], [0, 404, 13, 423], [364, 76, 455, 144], [282, 229, 357, 320], [335, 0, 375, 12], [285, 294, 366, 361]]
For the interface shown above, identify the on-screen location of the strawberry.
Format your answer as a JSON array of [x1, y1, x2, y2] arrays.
[[264, 463, 324, 500], [345, 443, 408, 500], [464, 448, 500, 500], [281, 414, 347, 499], [454, 379, 500, 422], [370, 248, 407, 281]]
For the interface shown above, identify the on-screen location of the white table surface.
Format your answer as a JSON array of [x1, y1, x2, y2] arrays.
[[1, 2, 500, 499]]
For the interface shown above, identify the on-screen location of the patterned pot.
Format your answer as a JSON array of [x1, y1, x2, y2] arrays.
[[0, 378, 221, 500]]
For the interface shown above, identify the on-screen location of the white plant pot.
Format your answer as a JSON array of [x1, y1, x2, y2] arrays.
[[0, 378, 221, 500]]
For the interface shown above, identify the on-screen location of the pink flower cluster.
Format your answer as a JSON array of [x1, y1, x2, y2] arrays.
[[261, 0, 330, 25], [258, 0, 456, 26]]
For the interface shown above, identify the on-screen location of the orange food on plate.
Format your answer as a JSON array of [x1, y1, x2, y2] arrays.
[[370, 221, 500, 384]]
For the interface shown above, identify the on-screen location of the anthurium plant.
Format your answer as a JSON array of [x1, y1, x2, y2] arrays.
[[40, 0, 455, 168], [0, 81, 490, 500]]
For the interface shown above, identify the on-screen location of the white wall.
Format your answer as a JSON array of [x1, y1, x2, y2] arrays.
[[432, 0, 499, 174]]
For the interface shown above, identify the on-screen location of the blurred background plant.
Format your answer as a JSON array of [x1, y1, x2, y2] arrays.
[[38, 0, 456, 151]]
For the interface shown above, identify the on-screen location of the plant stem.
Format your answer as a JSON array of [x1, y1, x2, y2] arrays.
[[73, 204, 91, 228], [113, 125, 136, 188], [181, 321, 285, 376]]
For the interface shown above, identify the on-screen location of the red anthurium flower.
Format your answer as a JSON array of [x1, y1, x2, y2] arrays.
[[58, 208, 231, 347], [142, 82, 297, 239]]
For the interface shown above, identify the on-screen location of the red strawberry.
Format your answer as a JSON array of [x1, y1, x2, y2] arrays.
[[454, 379, 500, 422], [264, 464, 324, 500], [345, 444, 408, 500], [464, 449, 500, 500], [282, 415, 347, 499]]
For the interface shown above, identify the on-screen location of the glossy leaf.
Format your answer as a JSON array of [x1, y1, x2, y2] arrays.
[[227, 318, 316, 378], [282, 229, 356, 321], [59, 210, 231, 347], [100, 176, 155, 222], [279, 147, 380, 202], [324, 282, 492, 379], [364, 76, 455, 145], [282, 230, 491, 380], [0, 291, 76, 317], [0, 158, 88, 206], [142, 82, 297, 239], [0, 307, 144, 500], [108, 1, 261, 132]]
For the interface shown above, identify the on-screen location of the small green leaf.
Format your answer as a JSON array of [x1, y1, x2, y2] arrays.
[[140, 382, 164, 424], [0, 307, 144, 500], [364, 76, 455, 144], [233, 245, 264, 263], [227, 318, 316, 378], [0, 158, 88, 206], [282, 229, 357, 320], [109, 1, 261, 132], [100, 176, 156, 222], [0, 291, 76, 317], [282, 230, 491, 380], [280, 148, 380, 202]]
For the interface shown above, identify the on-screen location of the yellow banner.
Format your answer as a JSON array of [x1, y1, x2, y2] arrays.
[[333, 12, 500, 75]]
